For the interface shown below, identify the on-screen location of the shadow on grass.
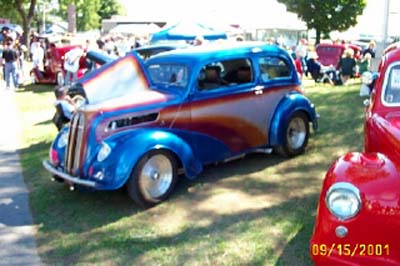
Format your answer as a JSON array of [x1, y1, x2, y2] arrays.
[[34, 119, 53, 127], [17, 83, 55, 94], [32, 152, 292, 235], [41, 191, 320, 266], [275, 199, 318, 266]]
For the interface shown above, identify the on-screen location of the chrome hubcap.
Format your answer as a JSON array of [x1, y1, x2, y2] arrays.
[[287, 117, 306, 149], [139, 154, 173, 199]]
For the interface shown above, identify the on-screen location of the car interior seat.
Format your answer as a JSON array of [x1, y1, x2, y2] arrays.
[[199, 66, 222, 90], [237, 66, 252, 83]]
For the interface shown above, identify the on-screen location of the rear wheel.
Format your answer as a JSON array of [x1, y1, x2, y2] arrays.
[[275, 111, 309, 157], [127, 150, 178, 208]]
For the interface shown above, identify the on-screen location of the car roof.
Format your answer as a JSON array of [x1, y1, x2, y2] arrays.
[[146, 41, 287, 64], [135, 43, 189, 51], [383, 46, 400, 64]]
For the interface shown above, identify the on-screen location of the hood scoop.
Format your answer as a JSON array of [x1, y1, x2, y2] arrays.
[[107, 113, 159, 130]]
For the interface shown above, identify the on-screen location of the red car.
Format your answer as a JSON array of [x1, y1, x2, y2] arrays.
[[316, 43, 362, 68], [310, 47, 400, 265], [30, 44, 86, 85]]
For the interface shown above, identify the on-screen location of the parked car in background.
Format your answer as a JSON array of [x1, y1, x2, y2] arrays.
[[311, 46, 400, 266], [30, 44, 87, 86], [316, 43, 362, 68], [43, 42, 318, 207]]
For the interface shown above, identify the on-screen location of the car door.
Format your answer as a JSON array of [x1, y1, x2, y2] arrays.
[[256, 54, 300, 137], [188, 58, 269, 163]]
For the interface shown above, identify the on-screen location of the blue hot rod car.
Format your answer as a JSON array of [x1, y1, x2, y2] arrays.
[[43, 42, 318, 207]]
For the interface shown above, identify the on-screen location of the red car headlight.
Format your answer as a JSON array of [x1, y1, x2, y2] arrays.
[[326, 182, 361, 220]]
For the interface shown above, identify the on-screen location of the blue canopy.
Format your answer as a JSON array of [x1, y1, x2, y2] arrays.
[[150, 22, 228, 42]]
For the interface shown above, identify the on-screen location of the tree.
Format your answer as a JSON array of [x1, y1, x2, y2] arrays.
[[58, 0, 124, 31], [0, 0, 22, 25], [277, 0, 367, 44], [15, 0, 37, 46], [97, 0, 125, 21]]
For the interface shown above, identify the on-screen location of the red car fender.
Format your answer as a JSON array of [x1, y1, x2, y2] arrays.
[[311, 152, 400, 266]]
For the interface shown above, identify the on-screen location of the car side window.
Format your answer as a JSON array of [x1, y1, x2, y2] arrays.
[[258, 56, 291, 82], [383, 64, 400, 104], [197, 59, 253, 91]]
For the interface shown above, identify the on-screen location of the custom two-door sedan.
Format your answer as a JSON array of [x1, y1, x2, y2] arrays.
[[311, 47, 400, 265], [43, 42, 318, 207]]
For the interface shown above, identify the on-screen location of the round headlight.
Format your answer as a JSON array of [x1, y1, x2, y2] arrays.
[[326, 182, 361, 220], [57, 131, 69, 148], [361, 71, 373, 85], [97, 142, 111, 162]]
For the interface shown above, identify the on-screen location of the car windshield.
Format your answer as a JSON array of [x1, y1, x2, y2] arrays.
[[147, 63, 189, 90], [383, 63, 400, 105]]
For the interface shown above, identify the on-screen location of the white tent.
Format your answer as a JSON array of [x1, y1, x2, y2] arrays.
[[109, 23, 160, 35]]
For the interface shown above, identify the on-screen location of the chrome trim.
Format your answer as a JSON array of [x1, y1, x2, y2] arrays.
[[65, 112, 85, 175], [43, 160, 96, 187], [73, 114, 85, 171]]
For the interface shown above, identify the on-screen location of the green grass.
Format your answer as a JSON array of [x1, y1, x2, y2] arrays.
[[15, 80, 365, 266]]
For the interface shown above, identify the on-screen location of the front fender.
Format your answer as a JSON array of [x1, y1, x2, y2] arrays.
[[91, 129, 202, 190], [320, 152, 400, 199], [311, 152, 400, 265], [269, 92, 317, 146]]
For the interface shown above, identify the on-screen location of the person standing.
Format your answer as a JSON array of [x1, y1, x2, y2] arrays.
[[63, 47, 83, 85], [2, 40, 19, 90], [363, 40, 376, 58]]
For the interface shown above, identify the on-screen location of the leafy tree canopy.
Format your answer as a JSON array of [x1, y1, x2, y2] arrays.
[[277, 0, 367, 43], [58, 0, 124, 31]]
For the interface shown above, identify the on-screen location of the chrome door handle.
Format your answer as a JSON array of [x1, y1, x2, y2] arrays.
[[253, 85, 264, 95]]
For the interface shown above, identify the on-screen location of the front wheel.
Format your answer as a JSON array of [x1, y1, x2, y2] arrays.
[[72, 94, 86, 108], [127, 150, 178, 208], [275, 111, 309, 157]]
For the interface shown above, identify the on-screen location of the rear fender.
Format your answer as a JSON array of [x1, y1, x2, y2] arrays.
[[269, 92, 317, 146]]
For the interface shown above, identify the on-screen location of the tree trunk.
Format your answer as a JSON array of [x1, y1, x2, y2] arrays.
[[315, 29, 321, 45], [15, 0, 37, 47]]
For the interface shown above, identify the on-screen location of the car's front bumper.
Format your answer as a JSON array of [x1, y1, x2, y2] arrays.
[[42, 160, 96, 187]]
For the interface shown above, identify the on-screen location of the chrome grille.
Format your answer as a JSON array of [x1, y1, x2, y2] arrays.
[[65, 112, 85, 176]]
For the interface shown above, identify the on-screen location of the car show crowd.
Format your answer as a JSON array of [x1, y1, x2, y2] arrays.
[[0, 21, 380, 92]]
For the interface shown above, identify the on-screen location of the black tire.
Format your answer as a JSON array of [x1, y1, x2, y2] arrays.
[[275, 111, 309, 157], [127, 150, 178, 208]]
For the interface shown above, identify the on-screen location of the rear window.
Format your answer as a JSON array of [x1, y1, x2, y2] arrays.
[[258, 56, 291, 82]]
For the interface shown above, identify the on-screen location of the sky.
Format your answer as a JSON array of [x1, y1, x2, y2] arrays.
[[119, 0, 399, 38]]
